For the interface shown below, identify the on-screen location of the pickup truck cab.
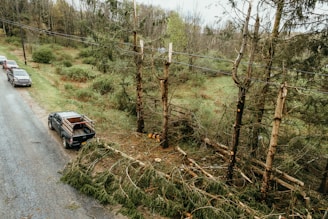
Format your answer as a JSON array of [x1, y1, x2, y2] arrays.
[[48, 111, 96, 148]]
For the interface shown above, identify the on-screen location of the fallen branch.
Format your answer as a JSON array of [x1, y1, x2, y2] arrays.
[[102, 143, 263, 218], [203, 138, 304, 187], [180, 164, 198, 178], [176, 146, 215, 179], [104, 144, 146, 167], [251, 159, 304, 187], [252, 166, 306, 197]]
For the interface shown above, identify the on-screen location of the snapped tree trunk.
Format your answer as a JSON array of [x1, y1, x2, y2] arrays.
[[226, 87, 247, 184], [225, 3, 257, 184], [261, 82, 288, 200], [318, 158, 328, 194], [250, 0, 284, 157], [134, 32, 145, 133], [160, 62, 170, 148]]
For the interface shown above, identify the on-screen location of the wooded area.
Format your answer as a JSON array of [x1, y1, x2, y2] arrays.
[[1, 0, 327, 218]]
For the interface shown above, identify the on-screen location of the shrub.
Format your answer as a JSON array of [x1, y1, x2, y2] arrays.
[[5, 36, 20, 44], [62, 60, 72, 67], [78, 48, 93, 58], [82, 57, 97, 65], [32, 46, 55, 64], [60, 66, 96, 82], [110, 88, 135, 113], [64, 83, 74, 90], [91, 77, 115, 95], [75, 89, 94, 101]]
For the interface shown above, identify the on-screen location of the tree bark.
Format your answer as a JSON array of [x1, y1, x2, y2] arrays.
[[318, 158, 328, 194], [261, 82, 288, 200], [226, 2, 253, 185], [134, 33, 145, 132], [226, 87, 247, 184], [250, 0, 284, 157], [160, 62, 170, 148]]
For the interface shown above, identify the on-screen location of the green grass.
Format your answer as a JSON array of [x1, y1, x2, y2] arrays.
[[0, 39, 237, 141]]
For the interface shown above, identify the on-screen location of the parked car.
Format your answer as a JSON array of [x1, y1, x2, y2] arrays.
[[48, 111, 96, 148], [0, 55, 7, 65], [3, 60, 19, 70], [7, 68, 32, 87]]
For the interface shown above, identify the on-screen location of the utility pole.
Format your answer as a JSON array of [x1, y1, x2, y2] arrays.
[[16, 0, 27, 65]]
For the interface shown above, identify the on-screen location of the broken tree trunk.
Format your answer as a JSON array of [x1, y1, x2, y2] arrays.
[[133, 2, 145, 133], [226, 2, 253, 185], [250, 0, 284, 156], [160, 43, 172, 149], [318, 157, 328, 194], [261, 82, 288, 200]]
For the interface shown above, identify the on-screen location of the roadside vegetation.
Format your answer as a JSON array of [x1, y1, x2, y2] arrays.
[[0, 0, 327, 218]]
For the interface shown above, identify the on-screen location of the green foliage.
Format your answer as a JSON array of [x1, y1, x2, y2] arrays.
[[61, 166, 93, 190], [166, 12, 187, 51], [4, 36, 21, 45], [75, 88, 95, 101], [58, 66, 96, 82], [91, 76, 115, 95], [62, 60, 73, 67], [110, 87, 135, 113], [56, 53, 73, 67], [32, 46, 55, 64], [82, 57, 97, 65], [78, 48, 94, 58], [64, 83, 73, 90], [56, 53, 73, 62]]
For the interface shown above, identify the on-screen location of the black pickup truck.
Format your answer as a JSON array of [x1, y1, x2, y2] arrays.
[[48, 111, 96, 148]]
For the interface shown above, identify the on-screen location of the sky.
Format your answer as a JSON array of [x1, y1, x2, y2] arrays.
[[136, 0, 230, 26]]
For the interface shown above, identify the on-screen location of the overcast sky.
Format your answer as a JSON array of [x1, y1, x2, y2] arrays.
[[136, 0, 230, 26]]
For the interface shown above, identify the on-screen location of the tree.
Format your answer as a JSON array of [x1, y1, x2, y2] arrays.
[[250, 0, 285, 157], [184, 11, 202, 71], [226, 2, 259, 184], [166, 12, 187, 52], [133, 0, 145, 133], [260, 82, 288, 200]]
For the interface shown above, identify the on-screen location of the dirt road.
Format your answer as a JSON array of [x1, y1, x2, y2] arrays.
[[0, 68, 125, 219]]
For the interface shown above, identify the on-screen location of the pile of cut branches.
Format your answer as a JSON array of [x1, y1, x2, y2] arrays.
[[61, 141, 328, 218], [61, 142, 272, 218]]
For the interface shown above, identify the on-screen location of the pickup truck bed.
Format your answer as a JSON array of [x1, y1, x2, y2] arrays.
[[48, 111, 96, 148]]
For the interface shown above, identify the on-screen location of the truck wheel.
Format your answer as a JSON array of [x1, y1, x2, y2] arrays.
[[62, 137, 69, 149], [48, 120, 54, 130]]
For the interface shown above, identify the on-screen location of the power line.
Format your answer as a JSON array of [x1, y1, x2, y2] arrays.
[[1, 18, 327, 94], [3, 17, 328, 78]]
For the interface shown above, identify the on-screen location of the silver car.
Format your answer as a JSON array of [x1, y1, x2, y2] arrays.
[[7, 68, 32, 87]]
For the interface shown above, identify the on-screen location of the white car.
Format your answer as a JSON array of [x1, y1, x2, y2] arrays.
[[0, 55, 7, 65], [3, 60, 19, 70]]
